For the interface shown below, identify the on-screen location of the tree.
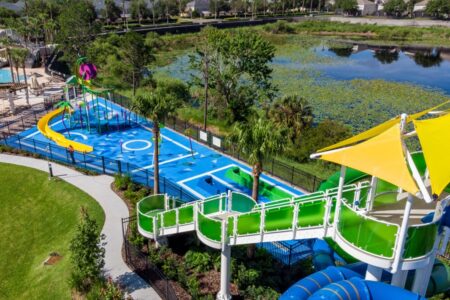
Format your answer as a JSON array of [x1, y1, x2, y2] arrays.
[[190, 28, 276, 124], [296, 119, 351, 162], [105, 0, 122, 23], [0, 38, 15, 85], [269, 95, 313, 145], [9, 49, 21, 84], [131, 0, 150, 23], [69, 207, 105, 292], [231, 117, 284, 258], [119, 32, 154, 96], [56, 0, 99, 63], [335, 0, 357, 14], [14, 48, 31, 106], [426, 0, 450, 18], [383, 0, 407, 16], [131, 81, 187, 194]]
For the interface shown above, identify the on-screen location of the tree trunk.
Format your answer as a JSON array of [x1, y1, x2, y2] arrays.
[[22, 65, 30, 106], [203, 56, 209, 131], [7, 52, 15, 84], [251, 163, 261, 202], [132, 71, 136, 96], [153, 124, 160, 194], [247, 162, 261, 259]]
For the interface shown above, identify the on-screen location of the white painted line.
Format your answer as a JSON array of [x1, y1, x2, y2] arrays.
[[138, 123, 192, 152], [122, 139, 152, 151], [177, 181, 206, 200], [67, 132, 88, 140], [131, 152, 198, 173], [177, 164, 236, 184]]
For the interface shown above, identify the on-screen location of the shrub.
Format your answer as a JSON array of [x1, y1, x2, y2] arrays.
[[114, 174, 132, 190], [234, 264, 260, 290], [69, 208, 106, 292], [185, 250, 212, 273], [186, 274, 201, 299], [162, 256, 179, 280], [243, 285, 280, 300], [263, 20, 296, 34]]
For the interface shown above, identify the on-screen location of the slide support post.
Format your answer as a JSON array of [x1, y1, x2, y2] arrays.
[[391, 270, 408, 288], [365, 265, 383, 281], [217, 220, 231, 300], [365, 176, 378, 213], [333, 165, 346, 239], [391, 194, 413, 278]]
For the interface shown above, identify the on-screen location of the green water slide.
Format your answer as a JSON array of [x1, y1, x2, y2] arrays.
[[136, 182, 440, 269]]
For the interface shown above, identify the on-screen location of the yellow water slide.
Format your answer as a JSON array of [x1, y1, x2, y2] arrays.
[[37, 108, 93, 153]]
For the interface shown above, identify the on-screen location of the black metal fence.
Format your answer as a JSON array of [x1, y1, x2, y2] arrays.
[[0, 117, 197, 203], [122, 216, 179, 300], [110, 92, 324, 192], [259, 239, 314, 266]]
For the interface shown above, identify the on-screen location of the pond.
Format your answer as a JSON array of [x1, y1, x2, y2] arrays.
[[155, 38, 450, 132]]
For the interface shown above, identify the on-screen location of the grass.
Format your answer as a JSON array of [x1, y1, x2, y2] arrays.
[[0, 163, 105, 300]]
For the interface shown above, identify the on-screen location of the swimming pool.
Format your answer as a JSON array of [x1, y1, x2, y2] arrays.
[[0, 68, 25, 83]]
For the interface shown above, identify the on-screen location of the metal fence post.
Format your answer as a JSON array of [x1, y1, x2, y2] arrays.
[[17, 136, 22, 150], [7, 122, 11, 135], [271, 158, 274, 175], [118, 160, 122, 174], [291, 166, 295, 184], [83, 153, 86, 168], [146, 169, 149, 186], [102, 156, 106, 174], [34, 111, 37, 124], [21, 117, 25, 130], [49, 143, 53, 159]]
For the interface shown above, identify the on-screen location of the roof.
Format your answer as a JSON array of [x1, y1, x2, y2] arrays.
[[0, 0, 24, 12], [91, 0, 130, 12], [317, 123, 419, 195]]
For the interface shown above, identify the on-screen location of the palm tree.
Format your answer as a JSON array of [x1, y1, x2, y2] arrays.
[[131, 87, 181, 194], [231, 117, 285, 258], [10, 49, 21, 84], [56, 101, 73, 136], [0, 38, 15, 85], [14, 48, 31, 106], [269, 94, 313, 144], [232, 117, 285, 201]]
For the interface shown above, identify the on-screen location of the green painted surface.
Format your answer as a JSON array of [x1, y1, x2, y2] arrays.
[[231, 193, 256, 213], [203, 198, 220, 215], [139, 213, 154, 233], [162, 210, 176, 227], [225, 167, 291, 201], [403, 223, 438, 259], [138, 194, 165, 213], [297, 200, 326, 228], [198, 212, 222, 241], [178, 205, 194, 224], [339, 204, 398, 258], [237, 212, 261, 235], [264, 206, 294, 231], [227, 217, 234, 236]]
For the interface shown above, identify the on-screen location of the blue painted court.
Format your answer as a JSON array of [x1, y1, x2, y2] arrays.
[[16, 98, 304, 202]]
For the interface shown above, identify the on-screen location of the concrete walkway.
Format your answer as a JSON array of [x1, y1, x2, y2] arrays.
[[0, 154, 161, 300]]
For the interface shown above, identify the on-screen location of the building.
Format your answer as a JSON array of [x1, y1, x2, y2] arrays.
[[357, 0, 378, 15]]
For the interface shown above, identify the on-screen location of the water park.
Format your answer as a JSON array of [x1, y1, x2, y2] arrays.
[[1, 51, 448, 299]]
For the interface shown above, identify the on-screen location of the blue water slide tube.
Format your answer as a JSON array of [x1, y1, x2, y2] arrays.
[[280, 266, 427, 300]]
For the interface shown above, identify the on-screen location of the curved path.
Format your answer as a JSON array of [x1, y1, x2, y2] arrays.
[[0, 154, 160, 300]]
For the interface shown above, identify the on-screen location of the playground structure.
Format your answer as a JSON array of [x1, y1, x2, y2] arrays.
[[136, 103, 450, 299], [36, 57, 133, 153]]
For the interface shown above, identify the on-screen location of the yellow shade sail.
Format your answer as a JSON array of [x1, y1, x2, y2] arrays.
[[414, 113, 450, 196], [318, 124, 419, 194], [318, 100, 450, 153]]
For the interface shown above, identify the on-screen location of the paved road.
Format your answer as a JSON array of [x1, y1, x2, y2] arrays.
[[0, 154, 161, 300]]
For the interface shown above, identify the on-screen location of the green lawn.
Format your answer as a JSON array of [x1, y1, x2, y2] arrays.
[[0, 163, 105, 300]]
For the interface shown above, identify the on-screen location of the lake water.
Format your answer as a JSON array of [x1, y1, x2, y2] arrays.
[[316, 45, 450, 94], [157, 44, 450, 95]]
